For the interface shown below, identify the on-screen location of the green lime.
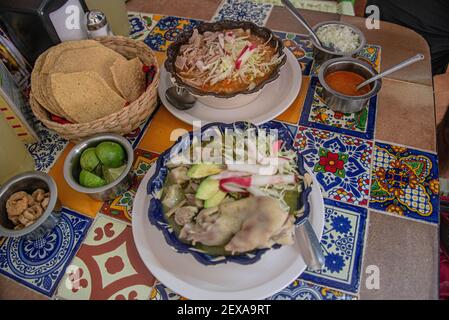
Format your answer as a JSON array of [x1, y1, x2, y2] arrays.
[[80, 147, 100, 172], [102, 163, 127, 184], [79, 169, 107, 188], [95, 141, 126, 168]]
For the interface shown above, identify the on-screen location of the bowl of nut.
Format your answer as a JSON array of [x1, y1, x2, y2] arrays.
[[0, 171, 61, 240]]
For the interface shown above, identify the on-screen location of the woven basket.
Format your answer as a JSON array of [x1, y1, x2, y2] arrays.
[[30, 36, 159, 142]]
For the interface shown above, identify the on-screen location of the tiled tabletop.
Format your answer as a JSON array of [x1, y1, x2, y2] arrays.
[[0, 0, 438, 300]]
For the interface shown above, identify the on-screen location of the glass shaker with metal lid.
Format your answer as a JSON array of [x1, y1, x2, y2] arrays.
[[86, 10, 113, 38]]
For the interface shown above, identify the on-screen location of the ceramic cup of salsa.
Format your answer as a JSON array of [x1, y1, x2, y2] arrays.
[[318, 57, 381, 113]]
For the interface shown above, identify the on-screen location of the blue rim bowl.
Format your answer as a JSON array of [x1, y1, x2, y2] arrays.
[[147, 121, 312, 265]]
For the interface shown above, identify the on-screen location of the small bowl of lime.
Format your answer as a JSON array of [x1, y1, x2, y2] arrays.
[[63, 134, 134, 201]]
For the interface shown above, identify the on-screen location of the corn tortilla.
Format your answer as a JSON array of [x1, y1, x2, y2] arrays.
[[50, 71, 126, 123]]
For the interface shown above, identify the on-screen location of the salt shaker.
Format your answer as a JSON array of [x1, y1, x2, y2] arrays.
[[86, 10, 113, 38]]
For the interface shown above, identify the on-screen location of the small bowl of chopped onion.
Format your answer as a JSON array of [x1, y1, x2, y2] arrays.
[[165, 20, 287, 109], [310, 21, 366, 65]]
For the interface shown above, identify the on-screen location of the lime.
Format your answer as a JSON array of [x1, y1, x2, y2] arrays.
[[102, 163, 127, 184], [79, 169, 107, 188], [80, 147, 100, 172], [94, 163, 103, 177], [95, 141, 126, 168]]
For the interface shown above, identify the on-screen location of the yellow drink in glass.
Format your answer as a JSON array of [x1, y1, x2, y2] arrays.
[[0, 112, 35, 185]]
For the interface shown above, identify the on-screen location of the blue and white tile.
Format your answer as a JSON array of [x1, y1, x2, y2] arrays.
[[300, 199, 367, 293], [128, 12, 159, 41], [27, 122, 68, 172], [212, 0, 273, 26], [268, 279, 356, 300], [0, 208, 92, 297], [294, 126, 373, 207], [299, 76, 377, 140]]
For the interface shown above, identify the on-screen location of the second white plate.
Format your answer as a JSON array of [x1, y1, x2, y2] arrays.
[[132, 164, 324, 300], [158, 49, 302, 125]]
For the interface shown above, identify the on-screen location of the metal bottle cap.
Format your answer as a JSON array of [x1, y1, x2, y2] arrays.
[[86, 10, 108, 31]]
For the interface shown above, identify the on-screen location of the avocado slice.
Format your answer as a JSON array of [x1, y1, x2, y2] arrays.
[[196, 178, 220, 200], [204, 190, 227, 208], [187, 163, 223, 179]]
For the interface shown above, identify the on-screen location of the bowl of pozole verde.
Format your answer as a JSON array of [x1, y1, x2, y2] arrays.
[[63, 133, 134, 201], [310, 21, 366, 65], [147, 122, 312, 265], [318, 57, 381, 113], [165, 20, 287, 109]]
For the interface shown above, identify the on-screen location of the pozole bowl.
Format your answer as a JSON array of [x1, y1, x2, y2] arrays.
[[146, 121, 312, 265], [0, 171, 61, 240], [318, 57, 381, 113], [310, 21, 366, 65], [63, 133, 134, 201], [165, 20, 287, 109]]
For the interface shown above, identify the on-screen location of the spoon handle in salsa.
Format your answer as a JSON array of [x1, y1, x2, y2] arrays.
[[281, 0, 323, 47], [356, 53, 425, 91]]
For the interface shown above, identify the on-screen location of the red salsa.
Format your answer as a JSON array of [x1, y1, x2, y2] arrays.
[[324, 71, 371, 96]]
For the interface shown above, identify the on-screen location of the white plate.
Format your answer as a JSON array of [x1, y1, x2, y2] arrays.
[[132, 164, 324, 300], [158, 49, 302, 125]]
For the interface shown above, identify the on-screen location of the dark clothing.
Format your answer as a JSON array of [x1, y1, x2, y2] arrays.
[[367, 0, 449, 75]]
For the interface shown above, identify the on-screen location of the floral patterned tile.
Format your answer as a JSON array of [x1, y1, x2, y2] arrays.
[[300, 199, 367, 293], [311, 44, 382, 75], [56, 215, 155, 300], [299, 77, 377, 139], [295, 126, 373, 206], [150, 280, 186, 300], [149, 279, 355, 300], [274, 32, 314, 75], [100, 149, 159, 223], [27, 121, 68, 172], [128, 12, 161, 41], [0, 208, 92, 297], [369, 142, 439, 224], [268, 280, 356, 300], [212, 0, 273, 26], [144, 16, 202, 52]]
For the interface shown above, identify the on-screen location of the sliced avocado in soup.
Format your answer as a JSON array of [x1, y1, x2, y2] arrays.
[[204, 190, 227, 208], [187, 163, 223, 178], [196, 178, 220, 200]]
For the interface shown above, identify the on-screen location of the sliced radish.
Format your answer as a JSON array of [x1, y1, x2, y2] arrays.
[[226, 163, 278, 175], [209, 171, 251, 180], [272, 140, 283, 153]]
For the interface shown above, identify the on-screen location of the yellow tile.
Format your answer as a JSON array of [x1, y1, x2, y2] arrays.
[[154, 51, 167, 67], [49, 145, 102, 217], [276, 76, 310, 124], [137, 106, 191, 153]]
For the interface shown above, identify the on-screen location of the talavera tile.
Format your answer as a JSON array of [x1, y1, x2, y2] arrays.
[[0, 208, 92, 297], [56, 215, 155, 300]]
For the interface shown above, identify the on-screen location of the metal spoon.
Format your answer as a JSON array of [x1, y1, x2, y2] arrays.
[[165, 86, 196, 110], [295, 219, 325, 271], [281, 0, 328, 50], [356, 53, 425, 91]]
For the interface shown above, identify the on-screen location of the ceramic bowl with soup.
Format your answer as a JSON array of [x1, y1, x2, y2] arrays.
[[165, 20, 287, 109]]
